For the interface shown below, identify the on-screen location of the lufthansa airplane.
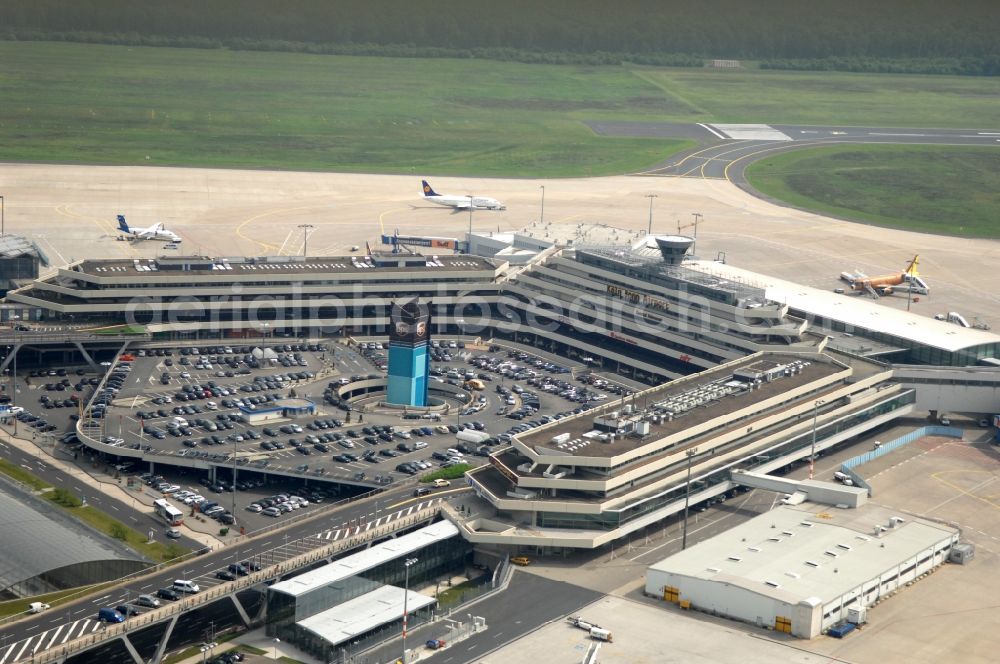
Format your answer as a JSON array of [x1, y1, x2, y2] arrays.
[[420, 181, 505, 210]]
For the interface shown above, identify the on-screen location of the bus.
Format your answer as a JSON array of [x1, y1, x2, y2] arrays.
[[153, 498, 184, 526]]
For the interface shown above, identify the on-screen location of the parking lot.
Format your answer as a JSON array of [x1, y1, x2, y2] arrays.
[[64, 339, 628, 531]]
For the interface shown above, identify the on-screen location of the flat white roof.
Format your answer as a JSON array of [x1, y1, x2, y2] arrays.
[[688, 261, 1000, 353], [648, 505, 957, 605], [298, 585, 436, 648], [270, 520, 458, 597]]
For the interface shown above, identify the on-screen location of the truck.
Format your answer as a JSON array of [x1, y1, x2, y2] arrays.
[[567, 616, 613, 642], [456, 429, 490, 444]]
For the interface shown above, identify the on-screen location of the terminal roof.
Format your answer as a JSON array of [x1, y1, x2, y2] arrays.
[[648, 504, 956, 605], [298, 585, 435, 648], [517, 353, 847, 458], [73, 254, 496, 278], [270, 520, 458, 597], [688, 261, 1000, 353]]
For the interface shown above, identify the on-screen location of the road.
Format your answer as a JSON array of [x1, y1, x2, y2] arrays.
[[585, 121, 1000, 182], [0, 483, 449, 663]]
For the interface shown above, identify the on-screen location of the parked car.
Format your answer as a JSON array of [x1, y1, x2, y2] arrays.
[[134, 594, 160, 608]]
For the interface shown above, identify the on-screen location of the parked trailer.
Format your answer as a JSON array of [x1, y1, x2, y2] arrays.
[[828, 623, 856, 639]]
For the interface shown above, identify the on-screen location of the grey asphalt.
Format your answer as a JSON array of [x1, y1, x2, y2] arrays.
[[364, 572, 603, 664], [584, 121, 1000, 182]]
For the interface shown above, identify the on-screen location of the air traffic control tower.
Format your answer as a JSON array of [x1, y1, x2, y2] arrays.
[[386, 299, 431, 407]]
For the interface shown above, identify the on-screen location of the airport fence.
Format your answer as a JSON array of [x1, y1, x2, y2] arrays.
[[842, 425, 963, 470]]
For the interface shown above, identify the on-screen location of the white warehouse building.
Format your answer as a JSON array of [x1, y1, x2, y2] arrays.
[[644, 504, 958, 638]]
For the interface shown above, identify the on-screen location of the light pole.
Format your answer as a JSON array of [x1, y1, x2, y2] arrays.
[[539, 185, 545, 225], [272, 637, 280, 660], [691, 212, 702, 253], [645, 194, 658, 235], [297, 224, 314, 257], [231, 437, 238, 521], [809, 399, 826, 480], [681, 447, 697, 550], [401, 557, 418, 664], [468, 195, 475, 240], [0, 195, 4, 237]]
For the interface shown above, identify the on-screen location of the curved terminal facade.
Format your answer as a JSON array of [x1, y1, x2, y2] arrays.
[[5, 234, 997, 550], [458, 350, 912, 550]]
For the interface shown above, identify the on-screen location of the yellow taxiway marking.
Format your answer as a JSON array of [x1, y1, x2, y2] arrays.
[[55, 204, 137, 255], [930, 470, 1000, 510], [234, 205, 328, 253], [377, 207, 413, 237]]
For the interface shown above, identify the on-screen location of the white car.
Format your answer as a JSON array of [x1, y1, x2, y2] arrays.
[[161, 484, 180, 494], [245, 503, 263, 513], [180, 371, 191, 379], [206, 401, 218, 410]]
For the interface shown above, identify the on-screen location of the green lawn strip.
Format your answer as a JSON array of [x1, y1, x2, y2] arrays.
[[745, 144, 1000, 238], [44, 493, 191, 562], [0, 458, 52, 490], [434, 577, 484, 609], [420, 464, 471, 483], [0, 583, 116, 620], [89, 324, 147, 335], [162, 633, 242, 664]]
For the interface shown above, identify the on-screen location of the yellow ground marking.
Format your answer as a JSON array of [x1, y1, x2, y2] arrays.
[[234, 205, 326, 253], [54, 204, 136, 255], [930, 470, 1000, 510], [378, 207, 412, 236], [722, 139, 839, 182]]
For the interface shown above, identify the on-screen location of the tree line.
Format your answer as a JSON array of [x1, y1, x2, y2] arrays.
[[2, 0, 997, 74]]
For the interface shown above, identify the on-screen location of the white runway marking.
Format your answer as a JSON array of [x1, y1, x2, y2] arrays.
[[697, 123, 726, 140], [710, 124, 792, 141]]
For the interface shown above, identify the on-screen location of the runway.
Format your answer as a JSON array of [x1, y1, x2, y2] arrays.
[[586, 121, 1000, 181]]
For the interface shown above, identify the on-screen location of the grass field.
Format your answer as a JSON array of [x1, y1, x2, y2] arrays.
[[0, 42, 685, 176], [4, 42, 1000, 177], [745, 145, 1000, 238], [633, 67, 1000, 128]]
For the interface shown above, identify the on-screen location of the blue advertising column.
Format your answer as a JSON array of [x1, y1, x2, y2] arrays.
[[386, 299, 431, 407]]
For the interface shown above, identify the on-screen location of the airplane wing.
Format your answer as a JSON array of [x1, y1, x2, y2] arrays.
[[454, 202, 471, 209]]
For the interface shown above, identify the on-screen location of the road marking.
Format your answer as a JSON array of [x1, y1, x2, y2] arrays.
[[13, 639, 30, 662], [697, 123, 726, 140], [45, 626, 63, 650], [0, 644, 13, 664], [868, 132, 927, 137]]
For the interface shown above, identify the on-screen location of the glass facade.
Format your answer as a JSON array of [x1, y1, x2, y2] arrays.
[[266, 534, 473, 659]]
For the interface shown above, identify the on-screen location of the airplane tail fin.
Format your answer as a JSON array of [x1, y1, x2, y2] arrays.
[[116, 215, 129, 233], [421, 180, 439, 197]]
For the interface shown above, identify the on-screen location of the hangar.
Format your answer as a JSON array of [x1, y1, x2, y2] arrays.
[[644, 504, 958, 638]]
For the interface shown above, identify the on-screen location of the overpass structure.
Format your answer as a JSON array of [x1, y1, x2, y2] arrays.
[[0, 502, 442, 664]]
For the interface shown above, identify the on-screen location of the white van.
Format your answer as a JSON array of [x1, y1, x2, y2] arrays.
[[173, 579, 200, 594], [833, 471, 854, 486]]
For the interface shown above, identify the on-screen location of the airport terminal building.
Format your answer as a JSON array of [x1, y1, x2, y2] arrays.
[[455, 350, 913, 550]]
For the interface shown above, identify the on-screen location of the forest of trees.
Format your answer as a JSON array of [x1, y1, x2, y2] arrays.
[[2, 0, 998, 74]]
